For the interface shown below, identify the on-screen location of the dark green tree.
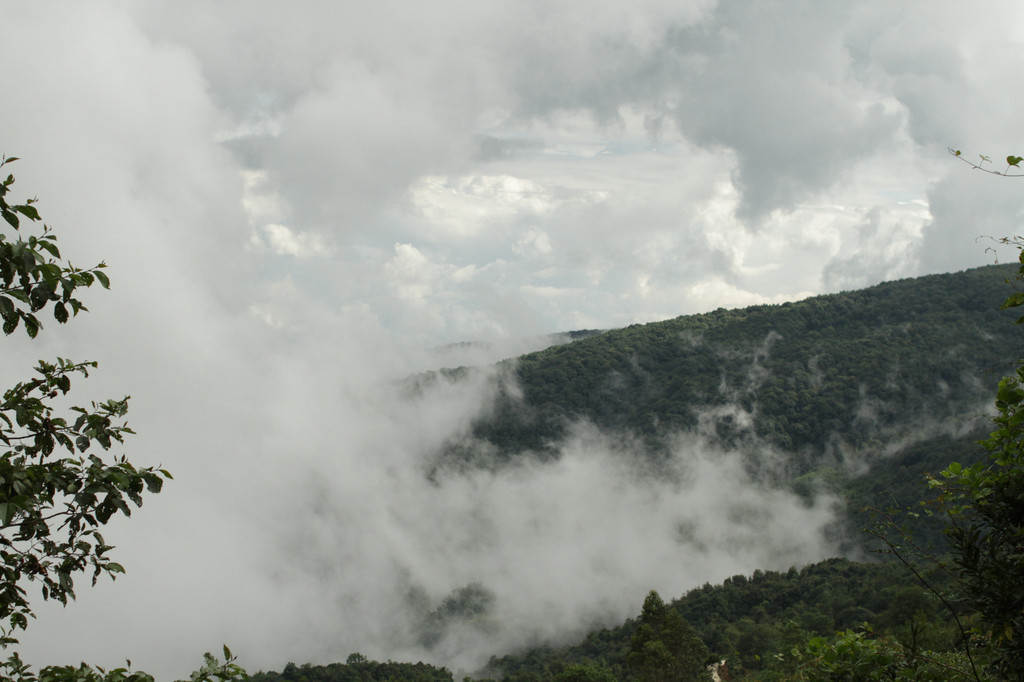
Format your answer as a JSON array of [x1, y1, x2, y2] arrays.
[[551, 662, 618, 682], [916, 233, 1024, 679], [861, 215, 1024, 679], [0, 156, 245, 681], [627, 591, 708, 681], [762, 627, 979, 682], [931, 366, 1024, 679]]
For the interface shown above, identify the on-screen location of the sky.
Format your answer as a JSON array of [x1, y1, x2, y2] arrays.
[[2, 0, 1024, 677]]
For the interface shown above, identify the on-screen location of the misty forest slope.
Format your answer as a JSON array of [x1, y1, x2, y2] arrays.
[[251, 558, 960, 681], [419, 264, 1024, 554], [458, 264, 1020, 463], [423, 266, 1013, 477], [257, 266, 1023, 680], [454, 264, 1022, 679], [480, 557, 958, 680]]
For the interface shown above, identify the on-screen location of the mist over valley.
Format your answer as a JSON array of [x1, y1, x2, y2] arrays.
[[220, 264, 1016, 676], [6, 3, 1024, 678]]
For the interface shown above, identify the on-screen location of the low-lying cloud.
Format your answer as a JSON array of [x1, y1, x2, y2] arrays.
[[16, 334, 841, 678], [7, 1, 1022, 678]]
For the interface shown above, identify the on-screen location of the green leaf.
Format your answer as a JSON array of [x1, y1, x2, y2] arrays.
[[13, 204, 39, 221], [143, 474, 163, 493], [2, 209, 18, 229], [1009, 155, 1024, 168], [997, 380, 1024, 406], [37, 240, 60, 258], [29, 281, 54, 310], [53, 302, 68, 324], [38, 262, 61, 284], [1001, 292, 1024, 310], [94, 269, 110, 289], [23, 315, 38, 339]]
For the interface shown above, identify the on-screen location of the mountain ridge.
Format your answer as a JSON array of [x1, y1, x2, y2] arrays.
[[253, 264, 1023, 680], [440, 263, 1019, 469]]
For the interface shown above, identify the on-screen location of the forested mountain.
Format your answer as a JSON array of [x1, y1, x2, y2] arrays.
[[265, 264, 1022, 681], [250, 657, 456, 682], [421, 264, 1020, 550], [251, 557, 963, 681], [479, 557, 958, 680], [442, 264, 1020, 470]]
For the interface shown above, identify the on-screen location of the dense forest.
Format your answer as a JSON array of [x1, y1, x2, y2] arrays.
[[251, 558, 964, 681], [419, 264, 1019, 550], [437, 264, 1019, 467], [478, 557, 961, 680], [257, 264, 1023, 680], [250, 656, 456, 682]]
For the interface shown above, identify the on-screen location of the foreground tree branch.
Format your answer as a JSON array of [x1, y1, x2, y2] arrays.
[[0, 156, 245, 681]]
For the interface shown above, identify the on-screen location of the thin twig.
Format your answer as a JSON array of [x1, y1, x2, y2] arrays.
[[949, 148, 1024, 177], [872, 522, 982, 681]]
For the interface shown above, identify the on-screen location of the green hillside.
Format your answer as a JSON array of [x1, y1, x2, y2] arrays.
[[247, 558, 965, 681], [419, 264, 1022, 551], [478, 557, 958, 680], [409, 262, 1015, 507], [261, 265, 1023, 680], [459, 267, 1024, 679], [250, 657, 455, 682], [450, 264, 1020, 469]]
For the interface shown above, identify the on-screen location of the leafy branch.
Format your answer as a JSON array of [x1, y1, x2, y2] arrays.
[[0, 155, 248, 681], [866, 501, 982, 681], [949, 148, 1024, 177], [0, 646, 248, 682]]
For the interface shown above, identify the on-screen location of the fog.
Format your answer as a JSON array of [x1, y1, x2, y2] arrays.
[[3, 1, 1023, 678], [17, 330, 840, 677]]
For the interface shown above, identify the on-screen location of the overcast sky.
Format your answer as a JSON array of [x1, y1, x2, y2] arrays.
[[3, 1, 1024, 678]]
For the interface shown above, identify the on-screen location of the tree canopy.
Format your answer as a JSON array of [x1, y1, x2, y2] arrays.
[[0, 157, 245, 681]]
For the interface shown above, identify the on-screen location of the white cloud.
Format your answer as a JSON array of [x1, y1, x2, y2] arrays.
[[3, 0, 1024, 677], [513, 229, 553, 258], [258, 223, 333, 258], [408, 174, 556, 239]]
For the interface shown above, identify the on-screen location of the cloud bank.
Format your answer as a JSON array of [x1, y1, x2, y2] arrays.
[[1, 0, 1022, 677], [18, 357, 840, 677]]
